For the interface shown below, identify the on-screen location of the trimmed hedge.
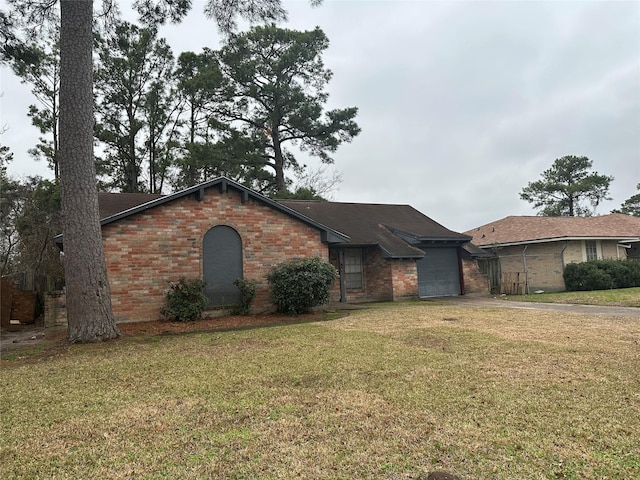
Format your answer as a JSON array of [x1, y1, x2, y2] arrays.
[[267, 257, 337, 315], [564, 259, 640, 291]]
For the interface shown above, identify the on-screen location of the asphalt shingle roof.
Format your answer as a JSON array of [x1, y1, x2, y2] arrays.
[[465, 214, 640, 247], [98, 193, 163, 219], [278, 200, 470, 258], [94, 177, 474, 258], [94, 179, 349, 244]]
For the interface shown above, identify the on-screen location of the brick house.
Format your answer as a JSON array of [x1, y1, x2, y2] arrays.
[[58, 177, 488, 323], [278, 200, 489, 302], [465, 214, 640, 293]]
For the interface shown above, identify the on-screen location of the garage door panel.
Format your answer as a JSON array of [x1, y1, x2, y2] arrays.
[[417, 248, 460, 297]]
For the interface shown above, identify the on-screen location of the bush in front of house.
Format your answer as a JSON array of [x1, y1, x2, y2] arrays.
[[598, 259, 640, 288], [267, 257, 337, 315], [563, 260, 640, 291], [230, 278, 256, 315], [160, 277, 209, 321]]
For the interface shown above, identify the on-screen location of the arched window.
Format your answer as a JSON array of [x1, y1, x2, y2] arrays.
[[202, 225, 243, 306]]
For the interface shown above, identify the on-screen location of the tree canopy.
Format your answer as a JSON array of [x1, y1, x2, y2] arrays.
[[520, 155, 613, 217], [217, 24, 360, 193], [612, 183, 640, 217], [3, 0, 326, 343], [5, 18, 61, 179], [94, 21, 178, 193]]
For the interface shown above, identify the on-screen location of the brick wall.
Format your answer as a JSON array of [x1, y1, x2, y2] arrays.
[[102, 188, 329, 322], [363, 248, 393, 301], [390, 258, 418, 300], [562, 241, 583, 265], [461, 258, 489, 295], [496, 243, 566, 292], [327, 247, 418, 303], [496, 240, 634, 293], [601, 240, 623, 259], [564, 239, 626, 263], [328, 247, 393, 303]]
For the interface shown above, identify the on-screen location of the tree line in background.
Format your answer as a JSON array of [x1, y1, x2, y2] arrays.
[[3, 15, 359, 197]]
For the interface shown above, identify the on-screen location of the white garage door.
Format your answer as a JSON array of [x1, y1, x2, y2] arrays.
[[417, 248, 461, 297]]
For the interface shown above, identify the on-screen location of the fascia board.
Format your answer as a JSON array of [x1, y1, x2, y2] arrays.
[[478, 236, 640, 248]]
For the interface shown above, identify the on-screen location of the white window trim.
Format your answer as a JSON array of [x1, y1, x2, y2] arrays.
[[582, 240, 601, 262]]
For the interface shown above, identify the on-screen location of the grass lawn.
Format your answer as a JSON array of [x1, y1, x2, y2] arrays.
[[504, 287, 640, 308], [1, 304, 639, 479]]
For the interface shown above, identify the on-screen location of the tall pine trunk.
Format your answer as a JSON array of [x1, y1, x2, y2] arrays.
[[271, 127, 286, 192], [59, 0, 120, 342]]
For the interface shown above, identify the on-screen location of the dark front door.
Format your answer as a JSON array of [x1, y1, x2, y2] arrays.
[[203, 225, 243, 306], [417, 247, 461, 297]]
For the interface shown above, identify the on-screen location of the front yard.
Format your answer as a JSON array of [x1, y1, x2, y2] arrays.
[[503, 286, 640, 307], [1, 303, 639, 479]]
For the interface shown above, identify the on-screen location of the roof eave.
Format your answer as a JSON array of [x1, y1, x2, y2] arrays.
[[475, 236, 640, 248], [329, 242, 424, 259], [379, 247, 424, 260], [387, 227, 471, 245], [417, 237, 472, 245], [57, 177, 350, 245]]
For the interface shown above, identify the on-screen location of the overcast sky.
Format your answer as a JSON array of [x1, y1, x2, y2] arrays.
[[1, 0, 639, 232]]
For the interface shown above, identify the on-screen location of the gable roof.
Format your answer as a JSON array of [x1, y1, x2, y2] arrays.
[[64, 177, 349, 245], [278, 200, 471, 258], [465, 214, 640, 247], [88, 178, 472, 259]]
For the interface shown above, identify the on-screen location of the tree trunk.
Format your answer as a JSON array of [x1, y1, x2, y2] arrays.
[[59, 0, 120, 343], [271, 127, 286, 192], [52, 62, 60, 181]]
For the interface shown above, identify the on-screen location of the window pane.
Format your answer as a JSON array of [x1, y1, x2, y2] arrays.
[[344, 250, 363, 290], [585, 241, 597, 261], [345, 272, 363, 290]]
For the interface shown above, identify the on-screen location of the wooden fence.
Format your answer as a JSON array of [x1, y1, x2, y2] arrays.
[[500, 272, 525, 295]]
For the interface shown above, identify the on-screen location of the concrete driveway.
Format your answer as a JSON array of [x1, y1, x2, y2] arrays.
[[437, 295, 640, 318]]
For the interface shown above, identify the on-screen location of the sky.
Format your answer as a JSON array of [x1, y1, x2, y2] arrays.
[[1, 0, 639, 232]]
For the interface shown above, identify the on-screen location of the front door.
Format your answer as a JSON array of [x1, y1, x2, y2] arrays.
[[203, 225, 243, 306]]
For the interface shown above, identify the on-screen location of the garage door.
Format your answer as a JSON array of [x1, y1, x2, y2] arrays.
[[417, 248, 461, 297]]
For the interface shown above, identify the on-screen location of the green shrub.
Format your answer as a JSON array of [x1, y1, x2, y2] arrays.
[[230, 278, 256, 315], [267, 257, 337, 315], [563, 259, 640, 291], [160, 277, 209, 322], [597, 260, 632, 288], [624, 259, 640, 286]]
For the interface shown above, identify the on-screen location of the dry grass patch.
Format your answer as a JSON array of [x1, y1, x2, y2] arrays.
[[505, 287, 640, 307], [2, 304, 639, 479]]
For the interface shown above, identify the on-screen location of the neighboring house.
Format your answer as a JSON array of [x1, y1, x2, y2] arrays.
[[57, 177, 488, 323], [465, 214, 640, 293]]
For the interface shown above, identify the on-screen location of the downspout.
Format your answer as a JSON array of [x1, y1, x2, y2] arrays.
[[522, 245, 529, 295], [560, 241, 569, 289], [338, 249, 346, 302]]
